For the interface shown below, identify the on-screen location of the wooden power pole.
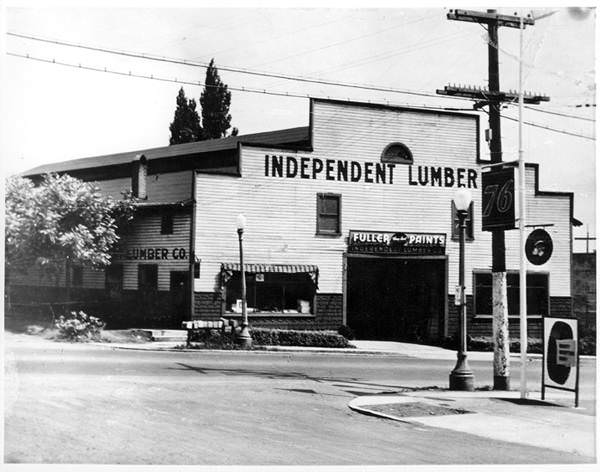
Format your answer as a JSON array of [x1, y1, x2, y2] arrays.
[[438, 9, 548, 390]]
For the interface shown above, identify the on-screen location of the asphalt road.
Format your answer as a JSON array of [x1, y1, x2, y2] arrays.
[[4, 335, 596, 465]]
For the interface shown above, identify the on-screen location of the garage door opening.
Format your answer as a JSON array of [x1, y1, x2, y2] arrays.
[[346, 257, 446, 342]]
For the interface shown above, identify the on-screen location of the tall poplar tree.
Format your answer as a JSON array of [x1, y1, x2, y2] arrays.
[[169, 87, 203, 145], [200, 59, 238, 139]]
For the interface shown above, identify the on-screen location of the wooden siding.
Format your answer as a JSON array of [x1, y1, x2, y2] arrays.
[[93, 171, 192, 202], [194, 100, 571, 299], [116, 212, 191, 291], [9, 212, 191, 292]]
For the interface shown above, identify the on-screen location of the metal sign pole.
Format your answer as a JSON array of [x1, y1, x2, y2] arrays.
[[518, 13, 528, 400], [541, 318, 545, 400], [575, 320, 580, 408]]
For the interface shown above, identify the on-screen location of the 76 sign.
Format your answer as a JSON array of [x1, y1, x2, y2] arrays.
[[481, 167, 516, 231]]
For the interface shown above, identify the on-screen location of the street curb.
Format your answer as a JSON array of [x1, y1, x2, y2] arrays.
[[348, 396, 417, 424], [89, 342, 597, 359], [95, 344, 411, 356]]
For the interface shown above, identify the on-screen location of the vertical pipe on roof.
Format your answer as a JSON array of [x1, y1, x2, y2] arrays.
[[132, 154, 147, 199]]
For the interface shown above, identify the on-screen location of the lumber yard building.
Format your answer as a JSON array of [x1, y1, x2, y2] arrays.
[[11, 98, 576, 342]]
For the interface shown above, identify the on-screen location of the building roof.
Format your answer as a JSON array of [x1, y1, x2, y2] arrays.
[[23, 126, 310, 177]]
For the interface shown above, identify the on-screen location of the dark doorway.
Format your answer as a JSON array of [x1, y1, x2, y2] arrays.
[[170, 271, 190, 325], [346, 257, 446, 342]]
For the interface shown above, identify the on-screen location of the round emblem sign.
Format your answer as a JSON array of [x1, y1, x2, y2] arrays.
[[547, 321, 573, 385], [525, 229, 553, 265]]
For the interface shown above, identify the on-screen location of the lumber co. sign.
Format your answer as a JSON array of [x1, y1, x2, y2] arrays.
[[114, 247, 188, 260]]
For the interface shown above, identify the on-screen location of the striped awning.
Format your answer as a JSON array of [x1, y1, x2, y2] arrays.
[[220, 263, 319, 286]]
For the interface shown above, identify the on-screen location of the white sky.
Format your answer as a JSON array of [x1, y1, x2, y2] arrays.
[[1, 2, 596, 251]]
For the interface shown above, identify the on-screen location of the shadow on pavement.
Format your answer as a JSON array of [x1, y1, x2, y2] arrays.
[[172, 362, 441, 395], [495, 398, 565, 408]]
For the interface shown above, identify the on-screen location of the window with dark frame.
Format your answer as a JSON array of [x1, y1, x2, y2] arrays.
[[71, 266, 83, 286], [473, 271, 549, 317], [161, 212, 174, 235], [380, 142, 413, 164], [316, 193, 341, 235], [138, 264, 158, 291], [224, 272, 316, 315], [451, 201, 474, 241], [105, 264, 124, 298]]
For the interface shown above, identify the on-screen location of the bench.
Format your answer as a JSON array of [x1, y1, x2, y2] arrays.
[[181, 318, 239, 346]]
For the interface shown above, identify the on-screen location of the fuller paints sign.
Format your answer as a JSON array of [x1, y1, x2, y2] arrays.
[[263, 154, 478, 188], [348, 231, 447, 255]]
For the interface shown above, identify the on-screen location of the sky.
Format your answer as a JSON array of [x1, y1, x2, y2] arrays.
[[1, 2, 596, 251]]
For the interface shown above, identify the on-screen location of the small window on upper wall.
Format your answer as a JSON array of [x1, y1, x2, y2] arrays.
[[161, 213, 174, 234], [381, 142, 413, 164], [316, 193, 341, 236]]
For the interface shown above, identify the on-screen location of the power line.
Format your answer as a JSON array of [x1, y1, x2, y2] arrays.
[[7, 51, 474, 114], [520, 105, 595, 122], [7, 31, 461, 101], [481, 107, 594, 141], [309, 30, 470, 77], [502, 114, 595, 140], [9, 50, 593, 142], [478, 21, 592, 90], [251, 12, 438, 69]]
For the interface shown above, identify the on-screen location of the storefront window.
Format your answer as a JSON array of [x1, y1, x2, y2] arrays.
[[224, 272, 316, 314], [474, 271, 549, 317]]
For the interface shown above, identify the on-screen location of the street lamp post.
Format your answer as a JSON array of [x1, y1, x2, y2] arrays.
[[236, 214, 252, 348], [450, 188, 475, 391]]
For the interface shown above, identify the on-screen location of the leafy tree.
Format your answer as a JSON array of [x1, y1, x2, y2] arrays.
[[169, 87, 204, 145], [5, 173, 136, 286], [200, 59, 237, 139]]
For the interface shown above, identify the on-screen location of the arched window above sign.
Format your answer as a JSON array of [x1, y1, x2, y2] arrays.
[[381, 142, 413, 164]]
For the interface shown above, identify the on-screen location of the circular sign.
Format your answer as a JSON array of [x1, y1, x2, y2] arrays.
[[525, 229, 553, 265], [547, 321, 573, 385]]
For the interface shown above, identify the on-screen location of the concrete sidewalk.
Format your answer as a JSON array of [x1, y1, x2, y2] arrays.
[[349, 390, 596, 460]]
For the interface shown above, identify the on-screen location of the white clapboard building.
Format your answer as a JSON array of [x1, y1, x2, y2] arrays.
[[14, 98, 574, 340]]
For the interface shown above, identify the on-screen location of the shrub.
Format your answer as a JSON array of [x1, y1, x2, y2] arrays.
[[54, 311, 105, 342], [251, 328, 352, 348], [187, 329, 241, 349], [442, 336, 543, 353], [579, 333, 596, 356], [337, 325, 355, 340], [442, 335, 597, 356]]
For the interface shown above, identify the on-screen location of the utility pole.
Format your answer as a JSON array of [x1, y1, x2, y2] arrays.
[[575, 225, 596, 254], [438, 9, 548, 390]]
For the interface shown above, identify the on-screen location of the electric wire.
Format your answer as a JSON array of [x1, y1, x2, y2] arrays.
[[251, 12, 439, 69], [7, 31, 460, 101], [477, 22, 593, 90], [520, 105, 595, 122], [8, 51, 592, 141], [481, 107, 594, 141], [6, 51, 475, 114]]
